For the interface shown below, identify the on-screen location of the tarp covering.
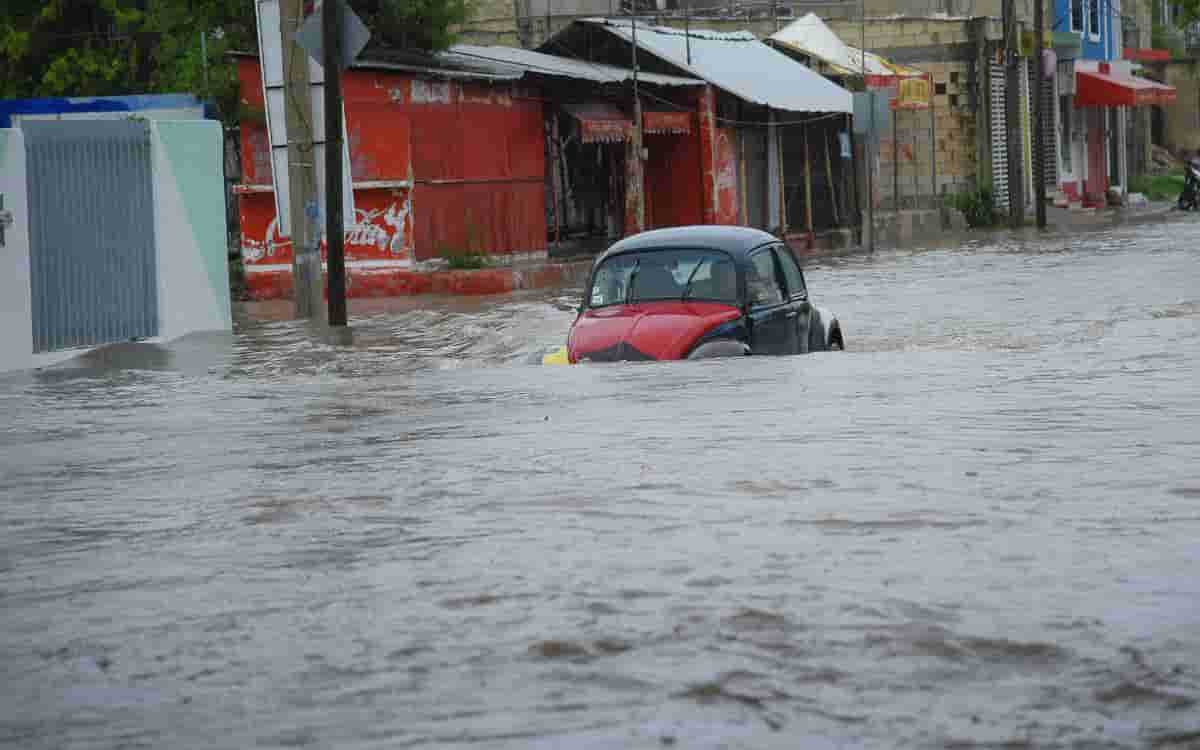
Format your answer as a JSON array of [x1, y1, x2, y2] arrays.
[[581, 18, 852, 114], [1075, 70, 1177, 107], [562, 100, 633, 143], [643, 109, 692, 134], [445, 45, 704, 88], [768, 14, 925, 84]]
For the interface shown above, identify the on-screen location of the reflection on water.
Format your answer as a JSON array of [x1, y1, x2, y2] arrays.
[[2, 222, 1200, 749]]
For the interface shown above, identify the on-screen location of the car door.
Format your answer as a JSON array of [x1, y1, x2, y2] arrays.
[[772, 245, 815, 352], [746, 248, 799, 355]]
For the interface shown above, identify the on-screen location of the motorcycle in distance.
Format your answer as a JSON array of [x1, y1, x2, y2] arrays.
[[1178, 158, 1200, 211]]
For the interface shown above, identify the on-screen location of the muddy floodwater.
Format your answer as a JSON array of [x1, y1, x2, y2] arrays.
[[2, 222, 1200, 749]]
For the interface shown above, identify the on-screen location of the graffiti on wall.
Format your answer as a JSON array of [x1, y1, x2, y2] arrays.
[[240, 190, 413, 265]]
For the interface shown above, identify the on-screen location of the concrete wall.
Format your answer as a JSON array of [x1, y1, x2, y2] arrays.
[[0, 122, 232, 374], [827, 18, 987, 208], [1161, 60, 1200, 154], [0, 129, 33, 374], [151, 120, 233, 342]]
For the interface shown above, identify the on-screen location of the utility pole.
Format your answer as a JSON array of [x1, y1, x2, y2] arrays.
[[280, 0, 322, 318], [862, 0, 874, 252], [629, 14, 646, 233], [324, 0, 347, 325], [684, 1, 691, 65], [1003, 0, 1024, 228], [1033, 0, 1047, 228]]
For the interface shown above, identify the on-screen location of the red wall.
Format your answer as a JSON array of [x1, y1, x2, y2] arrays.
[[236, 59, 546, 265], [645, 126, 704, 230]]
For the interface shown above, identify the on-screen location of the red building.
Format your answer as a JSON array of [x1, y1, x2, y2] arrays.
[[233, 34, 845, 299], [235, 52, 547, 298]]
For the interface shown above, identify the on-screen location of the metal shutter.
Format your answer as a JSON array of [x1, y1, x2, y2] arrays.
[[1024, 60, 1058, 191], [989, 62, 1010, 212]]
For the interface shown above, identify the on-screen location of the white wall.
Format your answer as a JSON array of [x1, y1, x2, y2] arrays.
[[0, 129, 33, 374], [151, 120, 233, 342]]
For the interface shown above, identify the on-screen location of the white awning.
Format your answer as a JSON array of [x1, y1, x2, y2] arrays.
[[580, 18, 852, 114], [769, 14, 924, 80]]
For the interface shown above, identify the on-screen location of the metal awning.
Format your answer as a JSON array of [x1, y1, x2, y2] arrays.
[[576, 18, 852, 114], [562, 101, 632, 143], [643, 109, 692, 135], [1075, 69, 1176, 107], [445, 45, 704, 88]]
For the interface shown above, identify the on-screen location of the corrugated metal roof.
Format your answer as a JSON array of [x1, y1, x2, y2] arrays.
[[444, 45, 704, 87], [578, 18, 852, 114], [229, 49, 524, 82]]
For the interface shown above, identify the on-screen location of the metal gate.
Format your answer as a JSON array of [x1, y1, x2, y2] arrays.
[[1031, 64, 1059, 188], [24, 120, 158, 353], [989, 62, 1010, 212]]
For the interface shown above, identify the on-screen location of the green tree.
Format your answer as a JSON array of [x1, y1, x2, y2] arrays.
[[1168, 0, 1200, 27], [0, 0, 473, 123]]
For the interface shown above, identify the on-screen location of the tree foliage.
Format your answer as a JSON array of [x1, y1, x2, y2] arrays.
[[0, 0, 473, 123], [1168, 0, 1200, 27]]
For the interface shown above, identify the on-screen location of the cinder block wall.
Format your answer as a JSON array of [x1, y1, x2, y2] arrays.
[[829, 18, 984, 209], [1163, 62, 1200, 154]]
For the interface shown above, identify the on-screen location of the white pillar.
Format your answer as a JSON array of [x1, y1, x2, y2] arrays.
[[1118, 106, 1128, 191], [0, 128, 33, 373]]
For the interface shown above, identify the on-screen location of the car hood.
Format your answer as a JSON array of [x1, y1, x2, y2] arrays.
[[569, 302, 742, 362]]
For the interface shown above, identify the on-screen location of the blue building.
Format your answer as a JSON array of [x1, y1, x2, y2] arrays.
[[1051, 0, 1175, 204]]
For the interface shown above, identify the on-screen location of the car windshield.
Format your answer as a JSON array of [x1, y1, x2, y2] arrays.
[[587, 249, 738, 308]]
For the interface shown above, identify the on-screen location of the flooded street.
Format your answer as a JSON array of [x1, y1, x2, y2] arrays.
[[3, 222, 1200, 749]]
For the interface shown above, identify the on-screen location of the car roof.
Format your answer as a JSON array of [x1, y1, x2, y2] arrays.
[[597, 226, 780, 264]]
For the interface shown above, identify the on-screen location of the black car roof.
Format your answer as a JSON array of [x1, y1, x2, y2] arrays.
[[597, 226, 780, 264]]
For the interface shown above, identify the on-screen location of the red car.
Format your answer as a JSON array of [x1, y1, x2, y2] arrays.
[[567, 226, 844, 363]]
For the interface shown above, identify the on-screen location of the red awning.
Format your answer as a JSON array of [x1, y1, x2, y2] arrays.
[[562, 101, 632, 144], [643, 110, 692, 135], [1075, 70, 1176, 107]]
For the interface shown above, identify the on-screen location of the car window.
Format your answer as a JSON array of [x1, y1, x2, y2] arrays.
[[588, 249, 737, 307], [774, 246, 807, 299], [747, 250, 785, 308]]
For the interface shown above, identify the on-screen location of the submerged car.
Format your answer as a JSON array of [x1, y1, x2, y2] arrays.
[[565, 226, 843, 363]]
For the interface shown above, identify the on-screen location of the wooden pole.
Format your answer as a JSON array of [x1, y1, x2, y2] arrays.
[[324, 0, 347, 326], [892, 106, 899, 244], [929, 85, 937, 214], [630, 14, 645, 232], [739, 130, 748, 224], [1004, 0, 1024, 228], [862, 0, 874, 252], [803, 123, 814, 241], [848, 114, 860, 242], [280, 0, 319, 318], [824, 125, 839, 225], [1034, 0, 1047, 228], [777, 124, 788, 235]]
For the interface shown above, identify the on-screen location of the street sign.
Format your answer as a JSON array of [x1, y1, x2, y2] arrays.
[[294, 0, 370, 71], [852, 90, 891, 136]]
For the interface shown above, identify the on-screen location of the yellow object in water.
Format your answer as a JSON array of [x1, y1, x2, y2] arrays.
[[541, 346, 570, 366]]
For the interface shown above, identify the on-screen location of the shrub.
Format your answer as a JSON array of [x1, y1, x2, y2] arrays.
[[439, 247, 489, 270], [953, 185, 999, 228]]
